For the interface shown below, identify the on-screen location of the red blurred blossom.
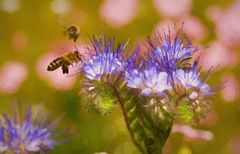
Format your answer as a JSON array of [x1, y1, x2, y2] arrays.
[[11, 31, 28, 52], [0, 61, 28, 94], [199, 41, 238, 71], [152, 0, 192, 18], [99, 0, 139, 28], [36, 41, 90, 90], [220, 73, 239, 102], [207, 0, 240, 48], [180, 16, 208, 40], [172, 124, 214, 141]]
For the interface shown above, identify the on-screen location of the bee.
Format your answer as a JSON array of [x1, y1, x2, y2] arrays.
[[47, 50, 82, 74], [63, 25, 80, 42], [176, 57, 192, 69]]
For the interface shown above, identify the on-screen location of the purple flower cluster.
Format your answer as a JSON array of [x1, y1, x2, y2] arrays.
[[0, 105, 59, 154], [80, 29, 214, 124], [83, 36, 125, 81], [126, 34, 211, 101], [82, 31, 212, 101]]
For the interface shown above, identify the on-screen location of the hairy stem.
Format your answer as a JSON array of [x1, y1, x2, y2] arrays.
[[110, 84, 146, 153]]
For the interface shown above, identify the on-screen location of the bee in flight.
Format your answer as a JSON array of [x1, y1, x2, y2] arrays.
[[47, 50, 82, 74], [63, 25, 80, 42]]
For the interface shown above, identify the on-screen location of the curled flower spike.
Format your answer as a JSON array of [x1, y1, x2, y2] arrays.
[[82, 35, 126, 81], [0, 103, 62, 154]]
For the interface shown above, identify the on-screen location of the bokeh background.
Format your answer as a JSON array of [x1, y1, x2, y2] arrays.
[[0, 0, 240, 153]]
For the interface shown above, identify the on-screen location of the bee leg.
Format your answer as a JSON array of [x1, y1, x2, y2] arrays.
[[73, 35, 78, 42], [62, 65, 69, 74]]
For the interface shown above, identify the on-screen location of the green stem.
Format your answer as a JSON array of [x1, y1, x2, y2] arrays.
[[110, 84, 146, 153], [140, 104, 173, 154]]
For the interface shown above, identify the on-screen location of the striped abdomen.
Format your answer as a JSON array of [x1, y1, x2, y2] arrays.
[[47, 57, 64, 71]]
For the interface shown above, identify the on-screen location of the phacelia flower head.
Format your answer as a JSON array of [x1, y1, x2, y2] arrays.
[[147, 28, 199, 73], [0, 103, 62, 154], [82, 35, 126, 81]]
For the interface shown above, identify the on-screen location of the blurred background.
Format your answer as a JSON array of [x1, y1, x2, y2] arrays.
[[0, 0, 240, 153]]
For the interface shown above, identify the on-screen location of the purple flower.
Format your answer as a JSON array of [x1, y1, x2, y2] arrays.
[[124, 28, 213, 99], [83, 35, 125, 80], [0, 104, 61, 153], [174, 69, 211, 99], [147, 29, 198, 72], [125, 56, 172, 96]]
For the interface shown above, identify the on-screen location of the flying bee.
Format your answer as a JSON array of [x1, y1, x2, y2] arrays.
[[47, 50, 82, 74], [176, 57, 192, 69], [63, 25, 80, 42]]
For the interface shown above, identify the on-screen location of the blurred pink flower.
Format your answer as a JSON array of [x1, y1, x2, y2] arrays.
[[154, 17, 207, 41], [67, 9, 87, 26], [152, 20, 182, 40], [36, 41, 89, 90], [207, 1, 240, 48], [230, 134, 240, 154], [99, 0, 139, 28], [11, 31, 28, 52], [220, 74, 239, 102], [180, 16, 207, 40], [50, 0, 72, 15], [172, 124, 214, 141], [199, 111, 218, 126], [199, 41, 238, 71], [1, 0, 20, 13], [0, 61, 28, 94], [153, 0, 192, 18]]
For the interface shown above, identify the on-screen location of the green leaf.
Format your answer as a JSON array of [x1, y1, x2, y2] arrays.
[[176, 100, 194, 123]]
